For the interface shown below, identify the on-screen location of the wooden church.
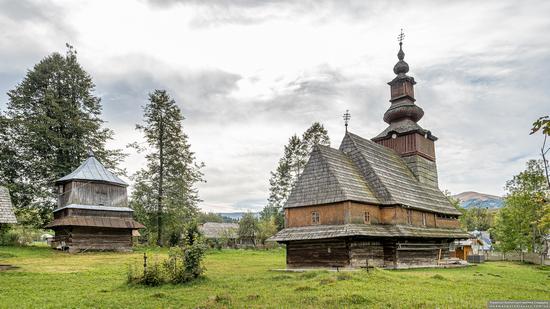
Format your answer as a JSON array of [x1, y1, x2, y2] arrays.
[[271, 36, 468, 269], [47, 151, 143, 252]]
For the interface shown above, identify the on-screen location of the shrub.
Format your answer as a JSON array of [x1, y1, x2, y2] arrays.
[[128, 238, 207, 286], [127, 260, 165, 286], [0, 226, 41, 246], [183, 239, 207, 279], [142, 262, 164, 286]]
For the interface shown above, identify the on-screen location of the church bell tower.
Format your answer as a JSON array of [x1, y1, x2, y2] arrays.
[[372, 31, 439, 188]]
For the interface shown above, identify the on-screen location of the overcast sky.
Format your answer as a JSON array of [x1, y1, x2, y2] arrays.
[[1, 0, 549, 212]]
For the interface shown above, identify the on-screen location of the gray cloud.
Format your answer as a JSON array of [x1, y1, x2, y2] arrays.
[[1, 0, 550, 211]]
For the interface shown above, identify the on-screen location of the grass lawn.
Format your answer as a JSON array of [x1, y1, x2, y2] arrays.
[[0, 246, 549, 308]]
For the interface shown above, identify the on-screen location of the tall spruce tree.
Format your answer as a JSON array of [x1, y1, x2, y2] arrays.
[[0, 44, 123, 227], [130, 90, 204, 246], [260, 122, 330, 229]]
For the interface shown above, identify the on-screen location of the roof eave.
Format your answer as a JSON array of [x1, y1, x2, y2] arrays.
[[54, 178, 128, 187]]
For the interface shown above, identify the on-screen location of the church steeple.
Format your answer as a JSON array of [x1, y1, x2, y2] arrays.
[[372, 30, 439, 188], [383, 31, 425, 127]]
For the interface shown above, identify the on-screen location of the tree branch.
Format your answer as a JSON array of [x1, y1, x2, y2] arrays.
[[542, 135, 550, 190]]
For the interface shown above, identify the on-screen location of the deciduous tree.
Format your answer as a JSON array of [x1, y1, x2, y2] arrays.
[[492, 160, 549, 252], [238, 212, 258, 246]]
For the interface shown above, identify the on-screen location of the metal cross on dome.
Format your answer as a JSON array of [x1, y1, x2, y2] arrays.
[[343, 110, 351, 132], [397, 29, 405, 43]]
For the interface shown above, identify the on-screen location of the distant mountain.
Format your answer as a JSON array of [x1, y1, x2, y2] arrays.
[[453, 191, 504, 209], [217, 212, 259, 221]]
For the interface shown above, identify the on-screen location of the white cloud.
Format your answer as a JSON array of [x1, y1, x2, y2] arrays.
[[1, 0, 549, 211]]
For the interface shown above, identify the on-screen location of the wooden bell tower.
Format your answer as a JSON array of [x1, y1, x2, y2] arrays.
[[372, 30, 439, 188]]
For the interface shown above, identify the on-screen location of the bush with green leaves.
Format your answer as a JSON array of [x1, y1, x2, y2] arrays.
[[0, 225, 42, 246], [127, 239, 207, 286], [127, 260, 164, 287]]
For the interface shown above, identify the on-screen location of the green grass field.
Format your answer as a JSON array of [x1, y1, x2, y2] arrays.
[[0, 246, 549, 308]]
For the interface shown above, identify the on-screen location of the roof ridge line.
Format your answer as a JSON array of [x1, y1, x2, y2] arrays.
[[343, 133, 396, 203], [316, 147, 349, 200]]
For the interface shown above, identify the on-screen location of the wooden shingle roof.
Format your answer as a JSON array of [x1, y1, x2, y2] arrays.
[[0, 186, 17, 224], [269, 224, 469, 242], [341, 132, 461, 215], [372, 118, 436, 142], [285, 145, 379, 208], [283, 131, 460, 215]]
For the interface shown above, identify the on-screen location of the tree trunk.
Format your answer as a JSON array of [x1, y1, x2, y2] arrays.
[[542, 135, 550, 190], [156, 113, 164, 247]]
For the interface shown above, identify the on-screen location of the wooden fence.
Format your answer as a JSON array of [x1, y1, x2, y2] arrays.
[[484, 251, 550, 266]]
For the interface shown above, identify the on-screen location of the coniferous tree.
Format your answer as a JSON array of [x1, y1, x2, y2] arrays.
[[260, 122, 330, 230], [0, 44, 123, 227], [130, 90, 204, 246]]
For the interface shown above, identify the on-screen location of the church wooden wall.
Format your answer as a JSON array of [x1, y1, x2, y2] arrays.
[[380, 207, 439, 227], [435, 217, 460, 228], [285, 202, 458, 228], [286, 238, 350, 268], [348, 202, 381, 224], [285, 237, 452, 269], [394, 240, 451, 268], [60, 181, 128, 208], [285, 202, 347, 227], [349, 239, 385, 267], [286, 202, 382, 227]]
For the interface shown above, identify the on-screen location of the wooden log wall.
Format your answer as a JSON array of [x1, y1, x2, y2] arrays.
[[349, 239, 385, 267], [394, 239, 451, 268], [286, 238, 350, 268], [56, 227, 132, 252], [285, 238, 453, 269], [286, 202, 459, 229], [62, 181, 128, 208]]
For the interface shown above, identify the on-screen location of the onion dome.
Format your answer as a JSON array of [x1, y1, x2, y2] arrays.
[[383, 103, 424, 124], [393, 42, 409, 75]]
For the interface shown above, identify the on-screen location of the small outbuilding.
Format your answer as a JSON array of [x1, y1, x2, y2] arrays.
[[0, 186, 17, 226], [199, 222, 238, 248], [46, 151, 143, 252], [452, 231, 491, 262]]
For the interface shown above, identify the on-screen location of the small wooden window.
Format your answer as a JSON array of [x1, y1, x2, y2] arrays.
[[422, 213, 427, 226], [364, 211, 370, 224], [407, 209, 412, 224], [311, 211, 320, 225]]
